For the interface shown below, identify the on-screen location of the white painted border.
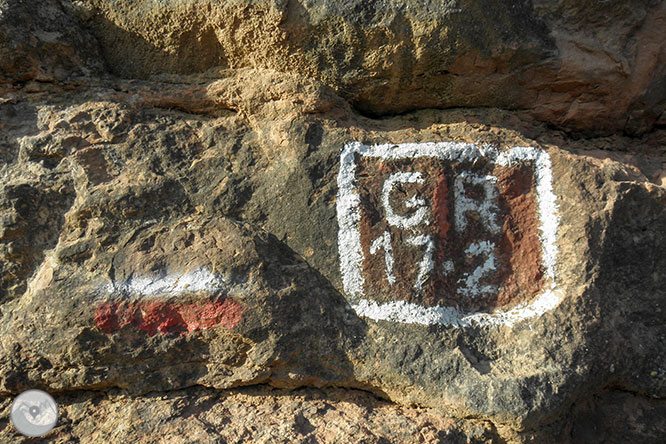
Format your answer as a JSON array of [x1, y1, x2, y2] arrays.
[[336, 142, 561, 328]]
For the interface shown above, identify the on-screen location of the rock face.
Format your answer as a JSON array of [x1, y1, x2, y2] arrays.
[[57, 0, 666, 135], [0, 0, 665, 443]]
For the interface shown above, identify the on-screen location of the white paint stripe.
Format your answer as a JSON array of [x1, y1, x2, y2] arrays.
[[352, 289, 562, 328], [534, 150, 559, 281], [337, 142, 367, 299], [102, 267, 228, 299], [336, 142, 562, 328]]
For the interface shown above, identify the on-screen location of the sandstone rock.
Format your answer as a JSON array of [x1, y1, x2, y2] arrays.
[[0, 386, 503, 443], [0, 1, 665, 443], [59, 0, 666, 135]]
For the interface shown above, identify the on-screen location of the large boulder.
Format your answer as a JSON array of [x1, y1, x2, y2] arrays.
[[0, 1, 664, 443], [0, 69, 664, 442]]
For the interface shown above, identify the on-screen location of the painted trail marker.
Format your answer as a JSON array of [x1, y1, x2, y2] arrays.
[[94, 267, 243, 336], [337, 142, 561, 327]]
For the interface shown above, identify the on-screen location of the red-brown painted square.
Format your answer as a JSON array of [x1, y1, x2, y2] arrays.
[[356, 155, 544, 312]]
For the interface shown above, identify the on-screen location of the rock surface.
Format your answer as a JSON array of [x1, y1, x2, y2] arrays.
[[0, 0, 665, 443], [2, 386, 665, 443], [0, 386, 501, 444], [52, 0, 666, 135]]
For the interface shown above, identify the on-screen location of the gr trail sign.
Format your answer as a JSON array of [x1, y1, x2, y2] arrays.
[[336, 142, 561, 328]]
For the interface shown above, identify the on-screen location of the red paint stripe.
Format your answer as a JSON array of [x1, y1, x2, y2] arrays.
[[94, 299, 243, 336], [432, 172, 450, 240]]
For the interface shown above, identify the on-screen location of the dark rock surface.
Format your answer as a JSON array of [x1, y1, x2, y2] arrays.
[[0, 0, 104, 82]]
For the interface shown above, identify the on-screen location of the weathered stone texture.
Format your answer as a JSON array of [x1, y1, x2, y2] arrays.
[[0, 0, 664, 443], [49, 0, 666, 135]]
